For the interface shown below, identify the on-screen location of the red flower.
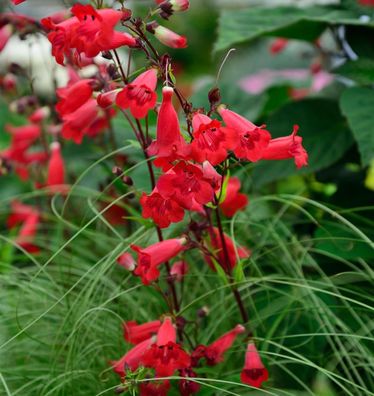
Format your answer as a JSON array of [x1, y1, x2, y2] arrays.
[[46, 142, 65, 189], [97, 89, 120, 109], [240, 343, 269, 388], [148, 87, 189, 166], [116, 69, 158, 119], [170, 260, 188, 281], [179, 368, 200, 396], [147, 22, 187, 48], [218, 106, 271, 162], [131, 238, 186, 285], [359, 0, 374, 6], [28, 107, 50, 123], [42, 5, 136, 65], [0, 24, 12, 51], [156, 161, 215, 210], [219, 177, 248, 217], [204, 325, 245, 365], [205, 227, 250, 272], [142, 317, 191, 376], [262, 125, 308, 168], [269, 38, 288, 55], [7, 201, 40, 253], [190, 113, 237, 165], [11, 0, 26, 4], [56, 79, 94, 115], [123, 320, 161, 345], [140, 191, 185, 229], [117, 252, 136, 271], [140, 380, 170, 396], [112, 338, 153, 377]]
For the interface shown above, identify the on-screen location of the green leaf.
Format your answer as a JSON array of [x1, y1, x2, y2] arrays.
[[252, 99, 354, 187], [335, 58, 374, 85], [214, 6, 372, 53], [340, 87, 374, 166]]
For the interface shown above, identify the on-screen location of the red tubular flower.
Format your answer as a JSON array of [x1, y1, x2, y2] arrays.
[[140, 191, 185, 229], [142, 317, 191, 377], [205, 227, 250, 272], [116, 69, 158, 119], [240, 343, 269, 388], [46, 142, 65, 189], [123, 320, 161, 345], [147, 22, 187, 48], [261, 125, 308, 168], [219, 177, 248, 217], [218, 106, 271, 162], [147, 87, 189, 166], [140, 381, 171, 396], [117, 252, 136, 271], [170, 260, 188, 281], [190, 113, 237, 165], [29, 107, 51, 123], [131, 238, 186, 285], [56, 79, 94, 115], [112, 337, 153, 377], [269, 38, 288, 55], [179, 368, 200, 396], [204, 325, 245, 365], [156, 161, 215, 210], [7, 201, 40, 253], [97, 89, 120, 109]]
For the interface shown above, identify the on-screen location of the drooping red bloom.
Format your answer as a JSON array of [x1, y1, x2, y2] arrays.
[[56, 79, 94, 115], [147, 22, 187, 48], [262, 125, 308, 168], [42, 4, 136, 66], [219, 177, 248, 217], [240, 343, 269, 388], [269, 38, 288, 55], [170, 260, 188, 281], [112, 337, 153, 377], [46, 142, 65, 190], [204, 325, 245, 365], [190, 113, 237, 165], [139, 380, 171, 396], [140, 191, 185, 229], [7, 201, 40, 253], [142, 317, 191, 376], [123, 320, 161, 345], [205, 227, 250, 272], [148, 87, 189, 166], [156, 161, 215, 210], [131, 238, 186, 285], [117, 252, 136, 271], [116, 69, 158, 119], [179, 368, 200, 396], [218, 106, 271, 162]]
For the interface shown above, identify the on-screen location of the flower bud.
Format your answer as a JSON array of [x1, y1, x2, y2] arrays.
[[208, 87, 221, 106], [117, 252, 136, 271], [147, 22, 187, 49]]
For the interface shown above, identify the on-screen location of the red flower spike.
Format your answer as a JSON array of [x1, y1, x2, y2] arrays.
[[219, 177, 248, 218], [190, 113, 237, 165], [139, 380, 170, 396], [117, 252, 136, 271], [46, 142, 65, 190], [123, 320, 161, 345], [116, 69, 158, 119], [240, 343, 269, 388], [179, 368, 200, 396], [156, 161, 215, 210], [131, 238, 186, 285], [140, 191, 185, 229], [204, 325, 245, 365], [205, 227, 250, 272], [170, 260, 188, 281], [147, 87, 189, 165], [262, 125, 308, 168], [218, 106, 271, 162], [142, 317, 191, 376], [153, 24, 187, 48], [112, 337, 153, 377]]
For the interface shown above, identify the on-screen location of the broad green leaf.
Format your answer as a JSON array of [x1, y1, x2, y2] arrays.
[[340, 87, 374, 166], [335, 58, 374, 85], [252, 99, 354, 187], [214, 6, 373, 53]]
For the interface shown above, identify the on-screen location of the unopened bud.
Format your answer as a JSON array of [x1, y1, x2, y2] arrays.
[[208, 87, 221, 105], [112, 166, 122, 176], [197, 306, 209, 318], [122, 176, 133, 186]]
